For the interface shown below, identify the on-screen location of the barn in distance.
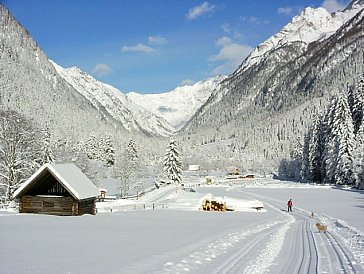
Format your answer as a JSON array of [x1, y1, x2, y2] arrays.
[[12, 163, 99, 216]]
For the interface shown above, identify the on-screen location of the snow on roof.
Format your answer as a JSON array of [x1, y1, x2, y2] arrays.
[[12, 163, 100, 200]]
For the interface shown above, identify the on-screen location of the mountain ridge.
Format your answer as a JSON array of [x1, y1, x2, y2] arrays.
[[52, 61, 175, 137], [180, 0, 364, 171], [127, 75, 226, 130]]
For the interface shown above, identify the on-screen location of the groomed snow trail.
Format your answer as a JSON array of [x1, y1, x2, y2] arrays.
[[147, 188, 296, 274], [152, 187, 364, 273], [241, 190, 364, 274]]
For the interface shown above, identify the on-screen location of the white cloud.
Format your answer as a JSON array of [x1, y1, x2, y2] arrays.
[[240, 16, 270, 25], [321, 0, 346, 13], [209, 36, 253, 75], [179, 79, 196, 86], [186, 2, 215, 20], [277, 7, 293, 15], [277, 6, 304, 16], [121, 43, 156, 53], [148, 35, 167, 45], [215, 36, 232, 47], [91, 64, 112, 77], [221, 23, 231, 33]]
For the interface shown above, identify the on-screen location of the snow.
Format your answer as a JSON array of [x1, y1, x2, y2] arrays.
[[1, 178, 364, 273], [51, 61, 174, 137], [236, 3, 364, 74], [13, 163, 99, 200], [127, 75, 226, 130]]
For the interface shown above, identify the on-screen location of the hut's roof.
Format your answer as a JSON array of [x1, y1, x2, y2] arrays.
[[13, 163, 99, 200]]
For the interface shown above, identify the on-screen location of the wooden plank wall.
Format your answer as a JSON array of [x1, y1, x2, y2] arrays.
[[20, 195, 96, 216], [78, 198, 96, 215], [20, 195, 75, 216]]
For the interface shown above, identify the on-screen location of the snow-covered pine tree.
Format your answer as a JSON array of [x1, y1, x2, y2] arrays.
[[332, 92, 356, 185], [352, 75, 364, 188], [99, 135, 115, 167], [353, 121, 364, 189], [0, 110, 42, 202], [351, 74, 364, 135], [80, 134, 99, 160], [102, 135, 115, 166], [288, 137, 302, 180], [126, 138, 138, 171], [163, 138, 183, 184], [41, 126, 54, 164], [322, 96, 339, 184], [307, 113, 325, 183], [300, 131, 311, 181]]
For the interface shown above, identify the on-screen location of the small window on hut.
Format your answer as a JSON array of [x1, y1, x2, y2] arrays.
[[43, 201, 54, 209]]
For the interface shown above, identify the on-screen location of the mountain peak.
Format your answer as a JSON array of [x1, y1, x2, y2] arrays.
[[52, 61, 175, 136], [127, 75, 226, 130], [235, 1, 364, 76]]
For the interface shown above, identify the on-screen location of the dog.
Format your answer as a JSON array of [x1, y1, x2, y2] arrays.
[[316, 223, 327, 233]]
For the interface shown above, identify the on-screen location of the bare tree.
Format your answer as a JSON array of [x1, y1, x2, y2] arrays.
[[116, 138, 140, 198], [0, 110, 42, 202]]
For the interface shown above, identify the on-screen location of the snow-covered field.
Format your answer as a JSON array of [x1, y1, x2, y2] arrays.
[[1, 179, 364, 274]]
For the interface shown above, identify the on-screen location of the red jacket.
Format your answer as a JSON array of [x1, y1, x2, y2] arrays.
[[287, 200, 293, 206]]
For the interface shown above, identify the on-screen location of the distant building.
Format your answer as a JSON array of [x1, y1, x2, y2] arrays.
[[12, 163, 99, 216], [188, 165, 200, 171]]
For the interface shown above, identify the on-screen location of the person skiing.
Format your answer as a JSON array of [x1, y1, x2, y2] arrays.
[[287, 199, 293, 212]]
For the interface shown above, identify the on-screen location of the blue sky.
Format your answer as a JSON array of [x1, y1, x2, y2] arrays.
[[2, 0, 350, 93]]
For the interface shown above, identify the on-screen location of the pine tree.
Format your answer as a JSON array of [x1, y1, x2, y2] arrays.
[[354, 120, 364, 189], [321, 92, 356, 185], [103, 135, 115, 166], [163, 138, 183, 184], [332, 93, 356, 185], [300, 131, 311, 181], [307, 113, 325, 183], [126, 138, 138, 171], [322, 96, 338, 184], [41, 126, 54, 164], [351, 74, 364, 135], [352, 76, 364, 188]]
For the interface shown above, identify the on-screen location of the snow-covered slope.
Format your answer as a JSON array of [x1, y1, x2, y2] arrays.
[[237, 1, 364, 74], [0, 5, 128, 142], [181, 0, 364, 171], [52, 62, 174, 137], [127, 75, 226, 130]]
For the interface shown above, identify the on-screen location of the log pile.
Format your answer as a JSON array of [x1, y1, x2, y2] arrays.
[[201, 199, 233, 211]]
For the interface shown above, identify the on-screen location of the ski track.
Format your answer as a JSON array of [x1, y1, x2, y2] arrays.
[[155, 199, 294, 274], [158, 220, 291, 273], [280, 215, 318, 274], [151, 187, 364, 273], [323, 231, 359, 273], [240, 189, 364, 274]]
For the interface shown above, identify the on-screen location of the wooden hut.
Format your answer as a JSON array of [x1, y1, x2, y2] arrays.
[[12, 163, 99, 216]]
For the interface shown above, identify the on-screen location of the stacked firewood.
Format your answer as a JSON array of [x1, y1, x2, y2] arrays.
[[201, 199, 233, 211]]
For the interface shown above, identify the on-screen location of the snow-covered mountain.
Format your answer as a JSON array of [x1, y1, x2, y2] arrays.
[[237, 1, 364, 74], [52, 62, 174, 137], [181, 0, 364, 171], [127, 75, 226, 130], [0, 5, 128, 142]]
